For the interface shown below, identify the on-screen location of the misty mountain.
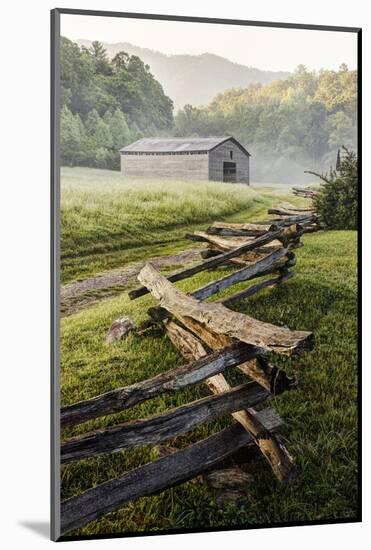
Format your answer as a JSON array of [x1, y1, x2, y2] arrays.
[[76, 39, 290, 111]]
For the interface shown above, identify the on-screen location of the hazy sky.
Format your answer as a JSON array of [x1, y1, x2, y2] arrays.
[[61, 14, 357, 72]]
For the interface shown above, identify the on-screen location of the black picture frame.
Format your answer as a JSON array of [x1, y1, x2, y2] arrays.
[[51, 8, 362, 542]]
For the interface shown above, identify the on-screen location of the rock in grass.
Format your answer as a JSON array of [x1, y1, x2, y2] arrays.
[[203, 467, 253, 508], [203, 467, 253, 490], [215, 490, 246, 508], [106, 316, 135, 343]]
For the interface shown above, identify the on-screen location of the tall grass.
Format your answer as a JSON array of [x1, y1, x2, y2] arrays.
[[61, 167, 260, 252], [61, 167, 289, 282]]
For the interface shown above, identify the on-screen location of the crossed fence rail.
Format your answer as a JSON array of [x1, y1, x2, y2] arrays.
[[60, 197, 319, 535]]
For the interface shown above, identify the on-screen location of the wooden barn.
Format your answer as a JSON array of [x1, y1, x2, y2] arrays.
[[120, 136, 250, 184]]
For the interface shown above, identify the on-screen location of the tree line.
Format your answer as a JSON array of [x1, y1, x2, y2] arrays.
[[175, 64, 357, 182]]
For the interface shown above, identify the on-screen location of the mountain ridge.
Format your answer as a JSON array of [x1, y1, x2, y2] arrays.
[[75, 39, 290, 110]]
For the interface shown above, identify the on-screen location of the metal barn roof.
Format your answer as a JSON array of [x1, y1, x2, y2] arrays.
[[120, 136, 250, 155]]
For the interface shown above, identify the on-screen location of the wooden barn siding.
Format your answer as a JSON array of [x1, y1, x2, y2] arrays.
[[121, 153, 209, 180], [209, 141, 250, 184]]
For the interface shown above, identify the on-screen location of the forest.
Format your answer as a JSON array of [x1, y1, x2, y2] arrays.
[[175, 64, 357, 181], [60, 37, 174, 169], [60, 38, 357, 181]]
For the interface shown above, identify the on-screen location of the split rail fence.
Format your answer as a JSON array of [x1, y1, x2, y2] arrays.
[[60, 198, 320, 535], [292, 186, 319, 200]]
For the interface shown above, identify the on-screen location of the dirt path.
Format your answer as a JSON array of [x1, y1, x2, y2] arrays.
[[61, 248, 202, 317]]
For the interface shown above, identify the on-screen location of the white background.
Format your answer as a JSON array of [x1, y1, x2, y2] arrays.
[[0, 0, 368, 548]]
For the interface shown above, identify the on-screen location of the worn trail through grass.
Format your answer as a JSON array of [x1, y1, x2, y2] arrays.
[[61, 248, 202, 317], [61, 167, 309, 315]]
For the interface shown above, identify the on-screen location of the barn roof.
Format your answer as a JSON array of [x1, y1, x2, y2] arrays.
[[120, 136, 250, 156]]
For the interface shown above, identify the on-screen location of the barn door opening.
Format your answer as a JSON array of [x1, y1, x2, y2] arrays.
[[223, 161, 237, 183]]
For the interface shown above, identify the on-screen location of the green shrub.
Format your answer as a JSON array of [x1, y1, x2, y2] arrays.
[[309, 147, 358, 229]]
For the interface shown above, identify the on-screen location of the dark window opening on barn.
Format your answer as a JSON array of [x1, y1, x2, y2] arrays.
[[230, 150, 233, 160], [223, 161, 237, 183]]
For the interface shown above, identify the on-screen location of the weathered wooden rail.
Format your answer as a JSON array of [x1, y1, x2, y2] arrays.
[[61, 407, 283, 534], [60, 203, 317, 535], [128, 228, 285, 299], [61, 342, 263, 428], [292, 186, 319, 199]]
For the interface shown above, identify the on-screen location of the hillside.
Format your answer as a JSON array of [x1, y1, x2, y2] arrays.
[[76, 39, 290, 110], [175, 65, 357, 182], [60, 37, 174, 170]]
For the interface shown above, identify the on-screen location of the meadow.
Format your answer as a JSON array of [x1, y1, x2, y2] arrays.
[[61, 167, 298, 283], [60, 167, 358, 536]]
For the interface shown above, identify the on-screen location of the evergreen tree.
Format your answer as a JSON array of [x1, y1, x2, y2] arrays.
[[81, 109, 114, 166], [60, 105, 83, 165], [310, 147, 358, 229], [95, 147, 111, 169], [85, 109, 101, 136], [103, 111, 113, 127], [95, 118, 113, 148], [89, 41, 111, 75], [108, 109, 131, 149]]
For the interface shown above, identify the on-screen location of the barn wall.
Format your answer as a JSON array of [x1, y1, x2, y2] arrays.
[[121, 153, 209, 180], [209, 141, 250, 184]]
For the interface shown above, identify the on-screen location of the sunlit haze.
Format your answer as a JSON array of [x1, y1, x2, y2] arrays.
[[61, 14, 357, 72]]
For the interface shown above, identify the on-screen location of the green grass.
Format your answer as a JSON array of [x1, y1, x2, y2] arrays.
[[61, 167, 309, 283], [60, 227, 358, 536]]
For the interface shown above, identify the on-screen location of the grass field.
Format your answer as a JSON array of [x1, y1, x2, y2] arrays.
[[61, 167, 305, 283], [60, 167, 358, 536]]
